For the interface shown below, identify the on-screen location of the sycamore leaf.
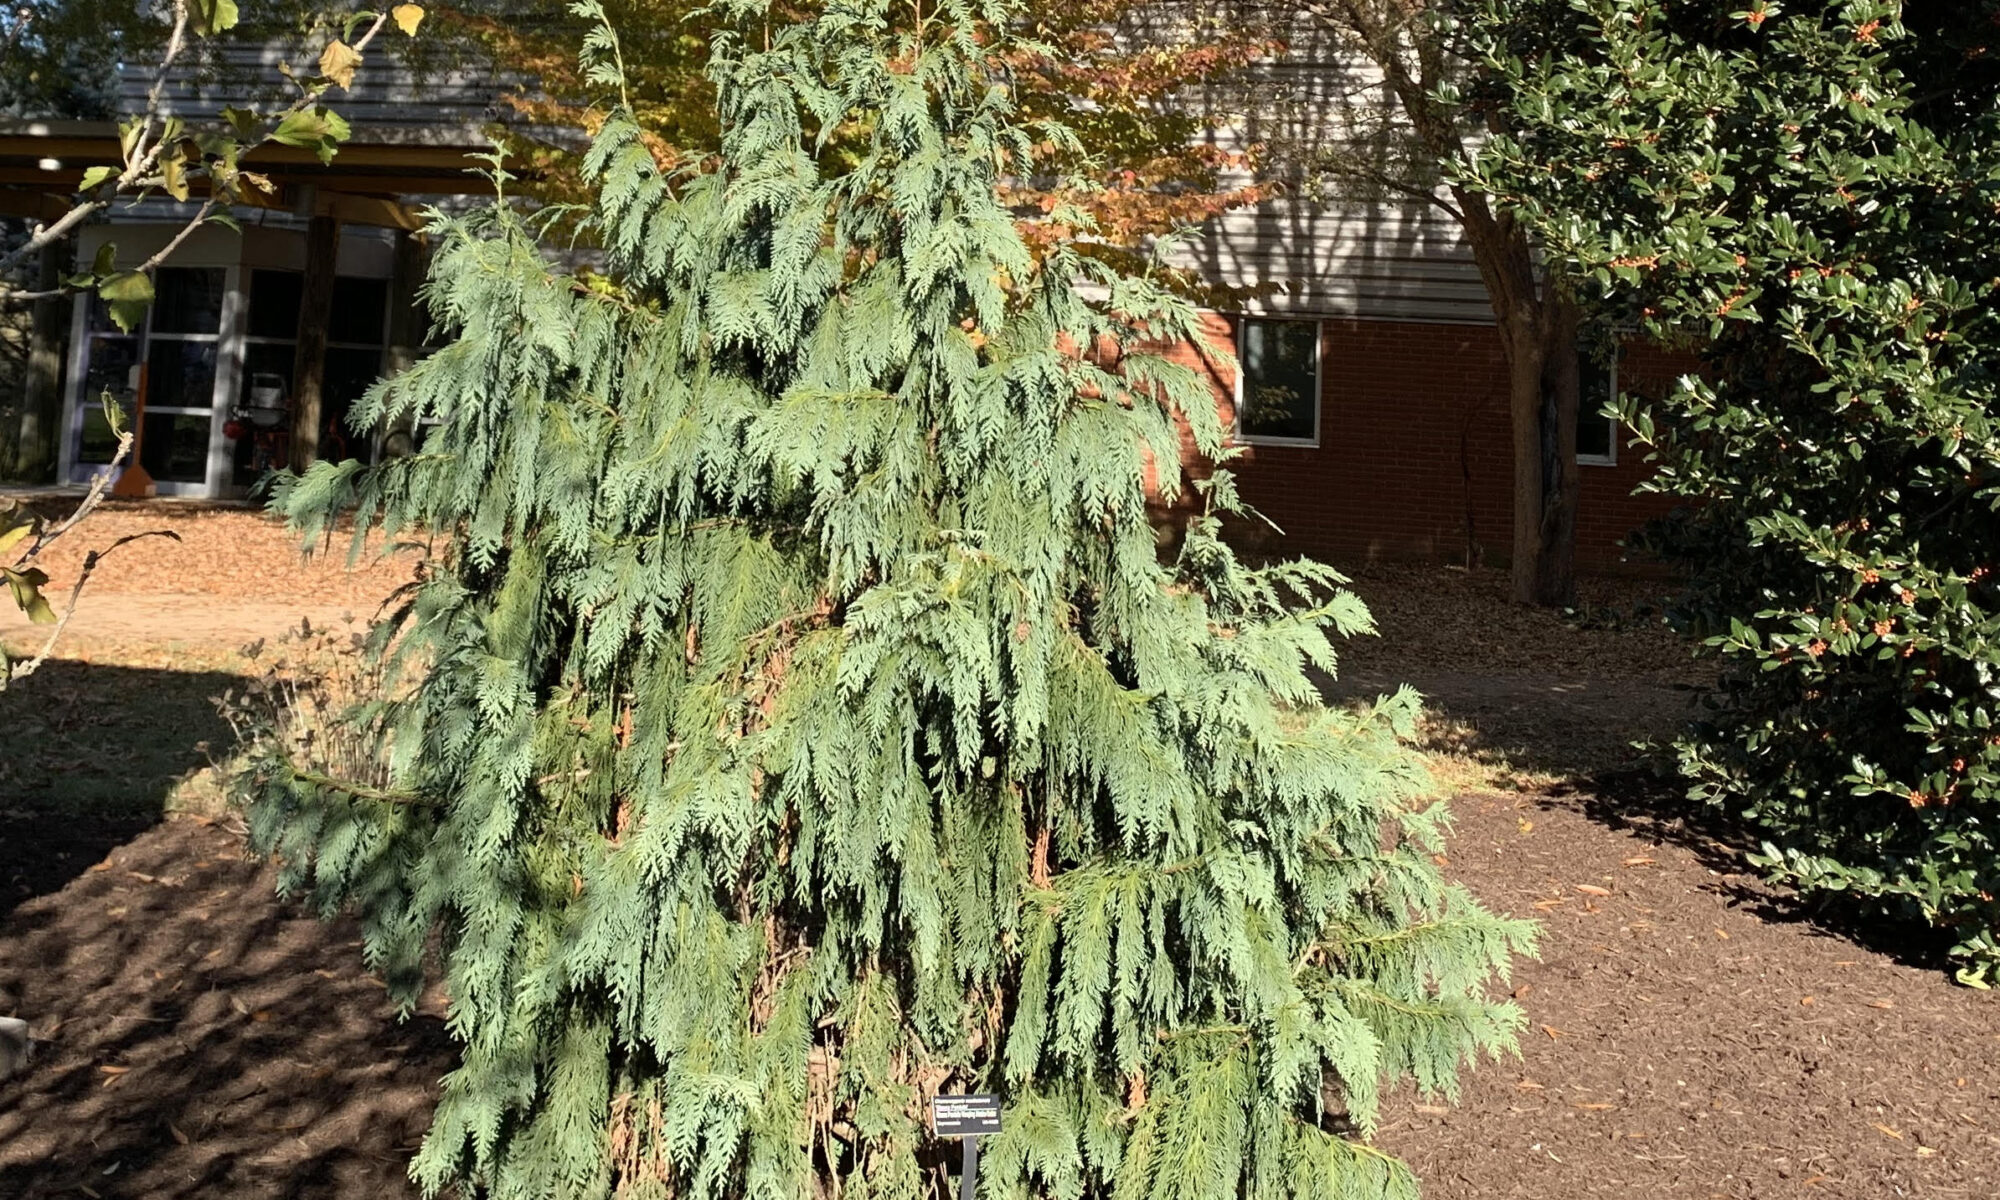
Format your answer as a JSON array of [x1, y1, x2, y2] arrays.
[[320, 40, 362, 89], [220, 107, 260, 139], [160, 154, 189, 202], [392, 4, 425, 35], [3, 567, 57, 625], [98, 271, 153, 332], [189, 0, 239, 36], [0, 505, 37, 560], [79, 165, 117, 193], [272, 108, 352, 165]]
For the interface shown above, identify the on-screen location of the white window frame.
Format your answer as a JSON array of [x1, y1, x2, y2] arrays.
[[1233, 315, 1323, 449], [61, 265, 239, 496], [1578, 354, 1619, 467]]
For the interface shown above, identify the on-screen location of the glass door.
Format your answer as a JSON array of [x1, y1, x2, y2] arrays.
[[67, 266, 230, 493]]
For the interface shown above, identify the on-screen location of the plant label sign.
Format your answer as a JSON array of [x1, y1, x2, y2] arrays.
[[931, 1093, 1002, 1137]]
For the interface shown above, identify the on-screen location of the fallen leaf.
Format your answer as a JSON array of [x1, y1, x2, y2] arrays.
[[1413, 1104, 1450, 1116], [97, 1065, 129, 1075], [229, 995, 250, 1017], [1714, 928, 1730, 940], [251, 1010, 272, 1022], [1621, 855, 1656, 867], [169, 1122, 189, 1146], [1532, 898, 1566, 910], [1915, 1146, 1937, 1157], [79, 1187, 102, 1200], [1512, 984, 1533, 999], [1516, 1079, 1545, 1091], [1802, 1176, 1829, 1187], [1800, 996, 1815, 1006], [1866, 999, 1894, 1010], [1875, 1123, 1903, 1140], [1517, 818, 1534, 834], [1576, 884, 1612, 897], [1540, 1025, 1564, 1040]]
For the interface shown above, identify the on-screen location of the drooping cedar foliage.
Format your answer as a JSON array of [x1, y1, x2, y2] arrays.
[[246, 1, 1533, 1195]]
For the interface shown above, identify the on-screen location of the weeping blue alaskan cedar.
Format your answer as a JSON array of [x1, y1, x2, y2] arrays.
[[246, 0, 1533, 1195]]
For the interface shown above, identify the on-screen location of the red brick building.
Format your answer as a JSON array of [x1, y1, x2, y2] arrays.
[[1170, 313, 1687, 572]]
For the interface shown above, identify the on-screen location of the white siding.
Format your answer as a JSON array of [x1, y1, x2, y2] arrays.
[[1128, 1, 1495, 324]]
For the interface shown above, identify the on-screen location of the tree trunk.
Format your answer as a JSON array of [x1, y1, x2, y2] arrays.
[[11, 239, 68, 483], [1526, 303, 1581, 607], [1499, 300, 1580, 607], [289, 214, 341, 473]]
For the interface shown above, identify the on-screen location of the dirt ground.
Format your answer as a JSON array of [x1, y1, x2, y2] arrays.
[[3, 502, 1996, 1199]]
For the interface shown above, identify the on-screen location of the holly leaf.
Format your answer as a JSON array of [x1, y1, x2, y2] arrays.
[[392, 4, 425, 35], [320, 40, 362, 90]]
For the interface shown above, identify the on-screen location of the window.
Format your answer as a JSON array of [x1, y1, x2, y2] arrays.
[[1576, 349, 1621, 466], [1235, 317, 1321, 445], [233, 268, 390, 483]]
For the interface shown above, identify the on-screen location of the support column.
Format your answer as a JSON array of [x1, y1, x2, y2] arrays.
[[379, 227, 428, 458], [11, 237, 68, 482], [289, 213, 340, 472]]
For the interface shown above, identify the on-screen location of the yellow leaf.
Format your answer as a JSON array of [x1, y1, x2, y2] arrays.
[[392, 3, 425, 36], [319, 39, 362, 89]]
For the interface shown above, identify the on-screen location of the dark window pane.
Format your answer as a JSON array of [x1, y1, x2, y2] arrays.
[[329, 277, 389, 345], [248, 269, 304, 339], [1239, 318, 1319, 442], [78, 402, 131, 465], [1576, 350, 1619, 461], [144, 338, 218, 410], [151, 267, 226, 335], [138, 411, 212, 483], [320, 346, 385, 463], [81, 335, 141, 404]]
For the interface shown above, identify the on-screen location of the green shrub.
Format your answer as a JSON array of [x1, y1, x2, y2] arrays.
[[1463, 0, 2000, 983]]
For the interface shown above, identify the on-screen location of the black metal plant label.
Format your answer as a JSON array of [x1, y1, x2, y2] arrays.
[[930, 1093, 1002, 1200]]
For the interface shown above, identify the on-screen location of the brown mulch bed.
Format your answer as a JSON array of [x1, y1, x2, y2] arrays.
[[1378, 784, 2000, 1200], [18, 498, 418, 609], [3, 801, 1994, 1199], [0, 820, 448, 1200], [4, 508, 1996, 1198]]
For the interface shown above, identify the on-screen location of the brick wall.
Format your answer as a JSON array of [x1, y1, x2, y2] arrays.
[[1159, 313, 1691, 573]]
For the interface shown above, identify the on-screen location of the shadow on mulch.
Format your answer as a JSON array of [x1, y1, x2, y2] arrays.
[[1, 660, 245, 917], [0, 819, 452, 1200], [1547, 767, 1965, 981]]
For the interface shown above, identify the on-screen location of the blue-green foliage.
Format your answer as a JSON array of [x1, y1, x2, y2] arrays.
[[245, 1, 1533, 1194]]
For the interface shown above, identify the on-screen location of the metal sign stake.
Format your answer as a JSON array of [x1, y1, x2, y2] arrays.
[[958, 1135, 979, 1200]]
